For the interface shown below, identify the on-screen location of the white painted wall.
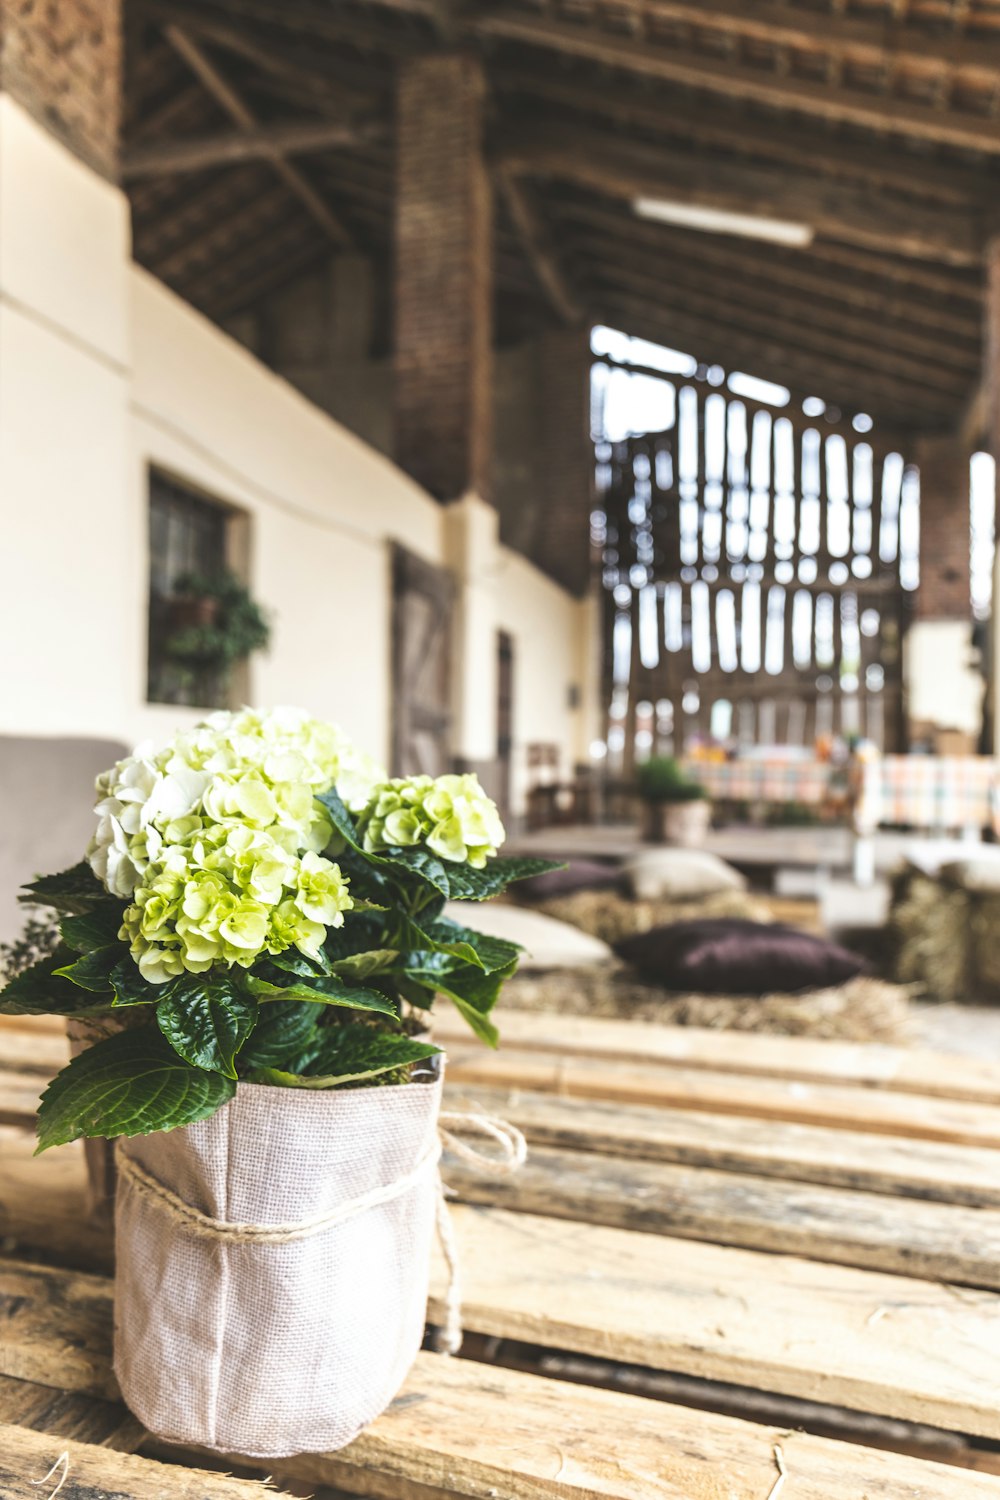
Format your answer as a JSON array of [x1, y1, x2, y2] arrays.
[[905, 620, 984, 738], [0, 97, 586, 813]]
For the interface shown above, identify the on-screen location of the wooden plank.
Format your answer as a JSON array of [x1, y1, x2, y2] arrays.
[[427, 1207, 1000, 1439], [4, 1267, 1000, 1500], [0, 1423, 280, 1498], [0, 1070, 46, 1129], [477, 12, 1000, 156], [0, 1130, 114, 1275], [495, 166, 582, 325], [0, 1024, 68, 1075], [447, 1142, 1000, 1289], [0, 1375, 143, 1451], [447, 1083, 1000, 1208], [437, 1010, 1000, 1104], [442, 1044, 1000, 1147]]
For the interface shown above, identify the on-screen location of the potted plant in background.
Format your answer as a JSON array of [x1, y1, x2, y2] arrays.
[[636, 755, 711, 846], [162, 570, 270, 706], [0, 708, 554, 1458]]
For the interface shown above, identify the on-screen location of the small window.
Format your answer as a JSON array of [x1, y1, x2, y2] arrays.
[[147, 471, 247, 707]]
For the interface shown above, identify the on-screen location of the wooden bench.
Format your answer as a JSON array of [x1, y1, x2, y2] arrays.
[[3, 1009, 1000, 1497]]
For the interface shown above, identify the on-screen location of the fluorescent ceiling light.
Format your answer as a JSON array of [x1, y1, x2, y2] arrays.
[[633, 197, 814, 248]]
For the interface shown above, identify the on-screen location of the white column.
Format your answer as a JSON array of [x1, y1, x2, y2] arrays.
[[0, 96, 135, 737], [443, 492, 499, 765]]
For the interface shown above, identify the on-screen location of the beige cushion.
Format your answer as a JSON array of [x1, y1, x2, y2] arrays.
[[624, 848, 746, 902], [443, 900, 614, 970], [941, 853, 1000, 893]]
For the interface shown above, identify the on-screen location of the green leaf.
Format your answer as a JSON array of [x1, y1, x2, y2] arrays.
[[0, 948, 116, 1017], [53, 945, 120, 994], [36, 1025, 235, 1151], [327, 949, 399, 980], [266, 947, 334, 978], [237, 1001, 322, 1070], [442, 857, 565, 902], [19, 862, 107, 916], [60, 902, 127, 954], [424, 917, 522, 974], [402, 953, 517, 1048], [110, 957, 161, 1007], [317, 789, 452, 897], [156, 975, 258, 1079], [246, 968, 398, 1019], [252, 1024, 440, 1089]]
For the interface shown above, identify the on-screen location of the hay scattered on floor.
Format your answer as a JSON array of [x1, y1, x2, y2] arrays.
[[530, 887, 772, 946], [499, 965, 911, 1043]]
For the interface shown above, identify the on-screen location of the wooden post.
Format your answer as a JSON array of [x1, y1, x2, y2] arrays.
[[394, 54, 493, 502], [985, 239, 1000, 752]]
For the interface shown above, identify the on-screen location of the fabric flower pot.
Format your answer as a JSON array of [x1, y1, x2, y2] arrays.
[[114, 1073, 443, 1458]]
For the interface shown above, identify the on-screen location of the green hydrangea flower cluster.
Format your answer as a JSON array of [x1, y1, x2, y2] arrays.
[[88, 708, 383, 985], [357, 773, 505, 868]]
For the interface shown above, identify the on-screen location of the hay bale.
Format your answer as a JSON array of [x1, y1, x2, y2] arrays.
[[969, 894, 1000, 1000], [889, 869, 971, 1004], [498, 964, 910, 1043], [532, 887, 771, 946]]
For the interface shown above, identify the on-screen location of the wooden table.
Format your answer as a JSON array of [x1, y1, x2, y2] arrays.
[[2, 1009, 1000, 1497]]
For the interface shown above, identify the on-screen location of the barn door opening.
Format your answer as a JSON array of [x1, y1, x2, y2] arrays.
[[496, 630, 514, 821], [391, 544, 454, 776]]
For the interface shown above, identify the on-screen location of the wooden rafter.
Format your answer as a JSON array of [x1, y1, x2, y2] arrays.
[[495, 166, 582, 325], [163, 24, 354, 246], [496, 123, 982, 265], [123, 119, 384, 178], [600, 292, 956, 424], [476, 11, 1000, 155]]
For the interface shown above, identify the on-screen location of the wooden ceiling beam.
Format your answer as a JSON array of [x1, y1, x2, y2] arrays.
[[587, 260, 972, 396], [495, 165, 583, 325], [495, 123, 982, 265], [123, 118, 384, 178], [164, 24, 354, 246], [605, 0, 1000, 75], [576, 233, 980, 369], [493, 68, 994, 207], [599, 292, 959, 424], [554, 201, 982, 334], [476, 12, 1000, 156]]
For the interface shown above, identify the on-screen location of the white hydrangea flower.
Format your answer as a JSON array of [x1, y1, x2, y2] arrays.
[[87, 708, 386, 981]]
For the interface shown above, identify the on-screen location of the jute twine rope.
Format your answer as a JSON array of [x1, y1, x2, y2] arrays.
[[115, 1107, 526, 1355]]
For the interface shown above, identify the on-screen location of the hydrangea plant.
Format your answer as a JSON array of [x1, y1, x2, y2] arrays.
[[1, 709, 558, 1151]]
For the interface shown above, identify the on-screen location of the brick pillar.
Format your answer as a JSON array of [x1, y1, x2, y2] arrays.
[[533, 326, 593, 597], [913, 435, 970, 621], [394, 54, 492, 502], [0, 0, 121, 178]]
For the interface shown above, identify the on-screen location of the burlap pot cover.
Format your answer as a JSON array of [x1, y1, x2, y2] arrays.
[[114, 1073, 443, 1458]]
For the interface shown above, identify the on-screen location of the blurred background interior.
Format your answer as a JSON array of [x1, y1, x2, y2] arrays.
[[5, 0, 1000, 1049]]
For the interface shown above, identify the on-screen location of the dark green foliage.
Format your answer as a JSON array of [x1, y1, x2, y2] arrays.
[[636, 756, 708, 805]]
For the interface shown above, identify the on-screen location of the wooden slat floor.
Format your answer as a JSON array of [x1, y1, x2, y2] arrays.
[[3, 1008, 1000, 1497]]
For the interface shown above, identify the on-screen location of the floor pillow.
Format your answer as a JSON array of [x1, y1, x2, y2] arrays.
[[614, 917, 867, 995], [443, 900, 615, 970], [623, 848, 746, 902]]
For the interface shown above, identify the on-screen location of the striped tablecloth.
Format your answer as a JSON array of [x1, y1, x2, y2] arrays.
[[854, 756, 1000, 836], [683, 758, 839, 806]]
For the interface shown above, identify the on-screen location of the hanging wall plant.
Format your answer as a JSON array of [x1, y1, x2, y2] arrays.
[[163, 570, 271, 702]]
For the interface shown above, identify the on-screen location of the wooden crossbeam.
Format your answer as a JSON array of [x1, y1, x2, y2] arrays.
[[496, 69, 993, 208], [553, 201, 983, 334], [579, 238, 979, 378], [477, 11, 1000, 156], [496, 122, 982, 264], [495, 166, 582, 324], [164, 24, 354, 247], [122, 119, 383, 178]]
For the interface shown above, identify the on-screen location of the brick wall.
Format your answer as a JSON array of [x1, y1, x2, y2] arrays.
[[533, 326, 593, 597], [0, 0, 121, 178], [394, 53, 492, 502], [914, 435, 971, 621]]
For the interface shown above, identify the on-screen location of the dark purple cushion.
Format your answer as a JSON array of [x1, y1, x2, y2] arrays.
[[614, 918, 867, 995], [517, 859, 622, 901]]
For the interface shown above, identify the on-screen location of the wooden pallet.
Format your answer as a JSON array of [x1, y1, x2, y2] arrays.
[[3, 1008, 1000, 1498]]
